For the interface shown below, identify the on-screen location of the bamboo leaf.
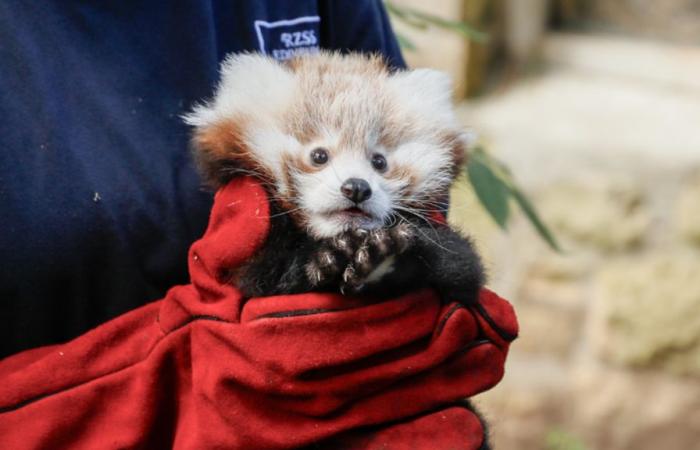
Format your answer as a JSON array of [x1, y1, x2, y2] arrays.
[[509, 184, 562, 252], [466, 158, 511, 229], [471, 147, 509, 179], [402, 8, 489, 42], [384, 1, 488, 43], [469, 147, 561, 252]]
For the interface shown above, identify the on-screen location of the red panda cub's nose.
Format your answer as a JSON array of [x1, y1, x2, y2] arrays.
[[341, 178, 372, 204]]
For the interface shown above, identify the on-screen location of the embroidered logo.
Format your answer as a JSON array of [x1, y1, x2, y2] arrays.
[[254, 16, 321, 61]]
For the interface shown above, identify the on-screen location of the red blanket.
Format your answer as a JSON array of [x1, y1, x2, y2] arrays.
[[0, 177, 518, 449]]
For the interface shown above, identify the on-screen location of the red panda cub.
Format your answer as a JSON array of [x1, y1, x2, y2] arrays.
[[185, 52, 484, 305]]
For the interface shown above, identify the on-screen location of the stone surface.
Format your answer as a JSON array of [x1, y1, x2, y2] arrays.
[[595, 253, 700, 376], [478, 388, 567, 450], [480, 366, 700, 450], [523, 254, 590, 283], [536, 177, 650, 252], [514, 256, 589, 358], [676, 174, 700, 246], [518, 273, 586, 310], [477, 359, 573, 450], [572, 368, 700, 450], [512, 303, 582, 358]]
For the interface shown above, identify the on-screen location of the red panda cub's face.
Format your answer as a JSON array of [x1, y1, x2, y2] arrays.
[[186, 53, 469, 239]]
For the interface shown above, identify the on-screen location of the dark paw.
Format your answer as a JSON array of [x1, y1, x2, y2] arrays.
[[340, 224, 414, 294], [304, 233, 362, 287]]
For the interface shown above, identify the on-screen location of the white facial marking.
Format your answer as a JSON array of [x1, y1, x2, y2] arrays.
[[297, 150, 393, 238]]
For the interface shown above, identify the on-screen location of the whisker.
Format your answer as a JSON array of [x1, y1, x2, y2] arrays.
[[392, 205, 448, 249], [267, 207, 304, 219], [395, 212, 457, 254]]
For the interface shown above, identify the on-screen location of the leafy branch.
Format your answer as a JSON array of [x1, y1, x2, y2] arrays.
[[467, 147, 561, 252], [385, 1, 489, 50]]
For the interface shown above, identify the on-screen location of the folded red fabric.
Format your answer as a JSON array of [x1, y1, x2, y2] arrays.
[[0, 177, 518, 449]]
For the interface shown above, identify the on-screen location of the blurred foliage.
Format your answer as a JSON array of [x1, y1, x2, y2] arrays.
[[546, 429, 589, 450], [467, 148, 561, 251], [384, 1, 488, 51]]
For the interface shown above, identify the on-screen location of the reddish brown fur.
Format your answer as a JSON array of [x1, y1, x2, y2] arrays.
[[279, 153, 308, 226], [193, 117, 275, 187], [387, 165, 418, 198], [437, 130, 467, 178]]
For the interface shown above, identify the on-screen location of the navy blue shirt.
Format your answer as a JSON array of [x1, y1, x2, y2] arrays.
[[0, 1, 404, 357]]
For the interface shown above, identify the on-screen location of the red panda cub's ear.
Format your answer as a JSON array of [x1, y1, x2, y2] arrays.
[[442, 129, 475, 178], [188, 117, 254, 187], [388, 68, 457, 127], [183, 54, 296, 188], [388, 68, 470, 176]]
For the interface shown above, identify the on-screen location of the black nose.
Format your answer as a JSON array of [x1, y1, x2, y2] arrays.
[[340, 178, 372, 203]]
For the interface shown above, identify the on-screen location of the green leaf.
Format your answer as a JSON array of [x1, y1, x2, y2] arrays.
[[466, 157, 510, 229], [468, 147, 561, 252], [545, 429, 588, 450], [384, 1, 488, 43], [509, 183, 562, 252], [385, 2, 427, 28], [401, 8, 489, 43]]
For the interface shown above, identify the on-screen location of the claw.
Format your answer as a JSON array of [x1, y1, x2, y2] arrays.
[[318, 249, 335, 268], [369, 229, 390, 255], [392, 224, 413, 253], [332, 236, 354, 257], [342, 265, 356, 283], [305, 262, 323, 286], [355, 244, 370, 268], [353, 228, 369, 238]]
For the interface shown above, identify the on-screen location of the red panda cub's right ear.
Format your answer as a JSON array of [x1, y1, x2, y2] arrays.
[[183, 53, 296, 188], [189, 117, 254, 188]]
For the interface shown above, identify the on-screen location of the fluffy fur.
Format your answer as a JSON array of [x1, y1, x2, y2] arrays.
[[184, 50, 485, 299], [185, 52, 467, 238], [186, 52, 490, 448]]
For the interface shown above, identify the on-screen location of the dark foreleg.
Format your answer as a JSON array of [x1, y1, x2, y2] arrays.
[[406, 223, 485, 305]]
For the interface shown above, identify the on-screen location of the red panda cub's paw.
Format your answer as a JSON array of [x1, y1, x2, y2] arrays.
[[304, 232, 356, 288], [340, 223, 415, 295], [305, 224, 415, 295]]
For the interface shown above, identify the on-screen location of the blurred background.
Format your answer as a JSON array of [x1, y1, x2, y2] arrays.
[[386, 1, 700, 449]]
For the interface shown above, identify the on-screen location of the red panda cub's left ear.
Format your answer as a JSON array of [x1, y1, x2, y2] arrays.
[[388, 68, 457, 127], [388, 68, 471, 176], [183, 54, 296, 188]]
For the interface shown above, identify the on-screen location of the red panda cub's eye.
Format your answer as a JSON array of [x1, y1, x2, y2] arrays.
[[310, 148, 329, 166], [371, 153, 388, 172]]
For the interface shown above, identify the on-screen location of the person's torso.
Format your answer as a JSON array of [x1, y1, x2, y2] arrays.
[[0, 0, 401, 357]]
